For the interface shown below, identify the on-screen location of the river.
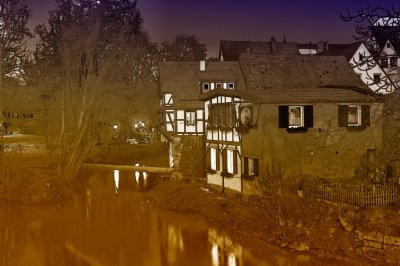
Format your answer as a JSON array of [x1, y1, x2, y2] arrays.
[[0, 170, 331, 265]]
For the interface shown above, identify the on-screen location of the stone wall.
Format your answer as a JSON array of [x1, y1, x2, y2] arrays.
[[242, 102, 384, 181]]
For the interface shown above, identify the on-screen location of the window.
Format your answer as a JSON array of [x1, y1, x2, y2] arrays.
[[208, 104, 237, 130], [243, 157, 259, 177], [222, 149, 237, 174], [228, 83, 235, 90], [338, 105, 370, 128], [288, 106, 303, 128], [373, 74, 381, 83], [390, 57, 398, 67], [358, 52, 364, 61], [216, 83, 222, 89], [162, 93, 173, 106], [202, 83, 209, 93], [381, 57, 388, 68], [186, 111, 195, 125], [347, 105, 361, 126], [279, 105, 313, 131], [387, 42, 391, 48], [210, 147, 218, 171]]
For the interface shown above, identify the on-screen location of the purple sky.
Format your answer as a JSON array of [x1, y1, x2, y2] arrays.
[[28, 0, 397, 57]]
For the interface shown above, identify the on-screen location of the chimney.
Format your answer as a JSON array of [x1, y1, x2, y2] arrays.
[[270, 37, 277, 53], [200, 60, 206, 71], [246, 46, 251, 55]]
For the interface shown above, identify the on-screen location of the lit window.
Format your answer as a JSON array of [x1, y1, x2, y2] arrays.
[[210, 148, 217, 171], [186, 111, 195, 125], [288, 106, 304, 128], [347, 105, 361, 126], [162, 93, 173, 105], [338, 105, 370, 128]]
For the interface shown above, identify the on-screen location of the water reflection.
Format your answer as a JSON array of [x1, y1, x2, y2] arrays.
[[0, 171, 334, 266], [209, 229, 242, 266]]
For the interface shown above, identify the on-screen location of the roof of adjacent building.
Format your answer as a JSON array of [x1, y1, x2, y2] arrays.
[[219, 39, 299, 61], [370, 26, 400, 53], [159, 61, 247, 109], [238, 54, 376, 103], [315, 42, 364, 61]]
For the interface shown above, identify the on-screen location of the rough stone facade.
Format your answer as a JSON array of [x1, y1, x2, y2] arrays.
[[242, 102, 384, 181]]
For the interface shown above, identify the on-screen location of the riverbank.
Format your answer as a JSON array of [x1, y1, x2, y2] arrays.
[[145, 179, 400, 265]]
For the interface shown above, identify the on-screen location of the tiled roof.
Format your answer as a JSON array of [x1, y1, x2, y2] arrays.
[[316, 42, 363, 61], [238, 54, 376, 103], [219, 40, 299, 61], [159, 61, 247, 109], [370, 26, 400, 53]]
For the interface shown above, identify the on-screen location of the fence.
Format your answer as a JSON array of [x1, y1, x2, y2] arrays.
[[302, 182, 398, 207]]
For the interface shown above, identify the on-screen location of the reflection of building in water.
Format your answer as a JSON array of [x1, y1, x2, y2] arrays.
[[113, 170, 119, 194], [208, 229, 242, 266]]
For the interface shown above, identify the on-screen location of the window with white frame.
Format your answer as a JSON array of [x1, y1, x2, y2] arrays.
[[162, 93, 173, 106], [228, 83, 235, 90], [186, 111, 195, 125], [288, 106, 304, 128], [226, 150, 234, 174], [347, 105, 361, 126], [338, 105, 370, 128], [210, 147, 217, 171], [202, 83, 209, 93]]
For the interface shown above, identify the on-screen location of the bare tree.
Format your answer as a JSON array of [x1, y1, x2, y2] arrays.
[[341, 5, 400, 92], [160, 34, 207, 61]]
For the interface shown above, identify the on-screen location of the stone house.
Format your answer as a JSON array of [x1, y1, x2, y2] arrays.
[[158, 54, 383, 192]]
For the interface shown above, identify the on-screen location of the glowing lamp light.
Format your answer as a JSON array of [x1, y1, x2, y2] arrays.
[[113, 124, 118, 130]]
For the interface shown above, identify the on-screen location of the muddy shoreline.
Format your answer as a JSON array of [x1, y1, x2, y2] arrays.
[[144, 179, 400, 265]]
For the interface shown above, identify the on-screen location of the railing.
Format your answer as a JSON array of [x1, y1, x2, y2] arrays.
[[302, 182, 398, 207]]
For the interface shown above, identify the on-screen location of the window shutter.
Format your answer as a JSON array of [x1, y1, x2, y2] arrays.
[[208, 105, 213, 126], [243, 157, 249, 176], [216, 148, 220, 171], [222, 149, 227, 172], [361, 105, 370, 127], [338, 105, 348, 127], [254, 158, 259, 177], [304, 105, 314, 128], [278, 106, 289, 128], [206, 148, 211, 169], [233, 150, 238, 174]]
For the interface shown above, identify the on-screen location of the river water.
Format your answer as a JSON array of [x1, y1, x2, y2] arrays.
[[0, 170, 331, 266]]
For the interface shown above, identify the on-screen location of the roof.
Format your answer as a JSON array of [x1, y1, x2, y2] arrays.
[[158, 61, 247, 109], [316, 42, 363, 61], [219, 39, 299, 61], [238, 54, 376, 103], [370, 26, 400, 53]]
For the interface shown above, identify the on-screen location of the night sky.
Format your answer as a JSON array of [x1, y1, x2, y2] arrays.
[[29, 0, 397, 57]]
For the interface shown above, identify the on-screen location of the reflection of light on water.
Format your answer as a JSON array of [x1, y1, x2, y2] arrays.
[[228, 254, 237, 266], [166, 225, 184, 264], [113, 170, 119, 194], [211, 244, 219, 266], [209, 229, 242, 266], [134, 163, 148, 187]]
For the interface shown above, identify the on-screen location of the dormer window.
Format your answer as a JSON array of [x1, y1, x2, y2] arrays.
[[202, 83, 209, 93], [216, 83, 222, 89], [228, 83, 235, 90]]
